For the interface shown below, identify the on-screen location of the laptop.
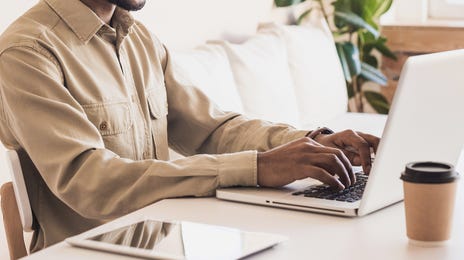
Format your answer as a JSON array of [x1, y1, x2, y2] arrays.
[[217, 50, 464, 217]]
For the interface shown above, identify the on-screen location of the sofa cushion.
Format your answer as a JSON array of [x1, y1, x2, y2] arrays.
[[170, 44, 244, 113], [258, 19, 348, 129], [212, 33, 300, 127]]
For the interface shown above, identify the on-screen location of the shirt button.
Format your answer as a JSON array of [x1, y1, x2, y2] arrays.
[[143, 151, 149, 158], [99, 121, 108, 131]]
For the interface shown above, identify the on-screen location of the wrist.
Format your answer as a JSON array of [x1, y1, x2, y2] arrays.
[[306, 127, 334, 141], [257, 151, 275, 187]]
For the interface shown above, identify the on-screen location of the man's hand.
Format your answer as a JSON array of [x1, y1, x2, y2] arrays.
[[257, 130, 379, 190], [257, 137, 354, 190], [313, 130, 379, 175]]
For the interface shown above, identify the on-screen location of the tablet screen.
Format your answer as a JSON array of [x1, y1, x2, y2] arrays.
[[84, 219, 283, 259]]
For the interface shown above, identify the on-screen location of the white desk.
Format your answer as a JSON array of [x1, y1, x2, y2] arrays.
[[24, 179, 464, 260], [23, 115, 464, 260]]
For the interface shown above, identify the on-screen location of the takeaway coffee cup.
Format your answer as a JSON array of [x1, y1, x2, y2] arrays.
[[400, 162, 459, 246]]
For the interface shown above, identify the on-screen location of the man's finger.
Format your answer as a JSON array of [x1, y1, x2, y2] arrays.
[[305, 166, 345, 190], [342, 149, 360, 165], [307, 146, 354, 187], [328, 147, 355, 185], [308, 153, 351, 187], [357, 132, 380, 153], [344, 133, 372, 174]]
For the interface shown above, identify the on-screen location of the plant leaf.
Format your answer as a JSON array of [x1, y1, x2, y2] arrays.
[[334, 11, 379, 38], [357, 1, 376, 28], [364, 91, 389, 114], [332, 0, 353, 29], [364, 15, 379, 30], [332, 0, 353, 13], [372, 0, 393, 18], [342, 42, 362, 76], [358, 0, 393, 21], [336, 42, 352, 83], [347, 82, 355, 98], [334, 17, 348, 30], [374, 37, 397, 60], [275, 0, 306, 7], [360, 33, 397, 61], [360, 62, 387, 85], [336, 42, 362, 83], [358, 31, 375, 55], [363, 54, 378, 68], [297, 8, 313, 25]]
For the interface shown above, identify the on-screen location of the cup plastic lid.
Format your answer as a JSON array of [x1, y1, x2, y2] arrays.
[[400, 162, 459, 184]]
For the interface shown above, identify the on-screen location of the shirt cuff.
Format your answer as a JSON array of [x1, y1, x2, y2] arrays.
[[282, 129, 311, 144], [217, 150, 257, 187]]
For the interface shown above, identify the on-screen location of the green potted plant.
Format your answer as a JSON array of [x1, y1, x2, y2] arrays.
[[275, 0, 396, 114]]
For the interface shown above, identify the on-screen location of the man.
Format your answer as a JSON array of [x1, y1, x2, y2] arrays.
[[0, 0, 379, 252]]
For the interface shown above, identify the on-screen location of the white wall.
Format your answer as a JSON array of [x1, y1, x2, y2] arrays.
[[387, 0, 464, 24], [134, 0, 276, 50], [1, 1, 38, 33], [429, 0, 464, 19]]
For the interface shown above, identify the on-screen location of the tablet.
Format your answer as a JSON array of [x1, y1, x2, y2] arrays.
[[66, 219, 287, 259]]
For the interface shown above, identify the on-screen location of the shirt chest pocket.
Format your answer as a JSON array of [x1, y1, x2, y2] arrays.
[[147, 89, 169, 160], [82, 101, 136, 159]]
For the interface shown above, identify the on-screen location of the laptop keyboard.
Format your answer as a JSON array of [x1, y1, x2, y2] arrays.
[[291, 172, 367, 203]]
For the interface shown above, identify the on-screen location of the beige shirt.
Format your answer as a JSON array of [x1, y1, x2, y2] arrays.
[[0, 0, 307, 252]]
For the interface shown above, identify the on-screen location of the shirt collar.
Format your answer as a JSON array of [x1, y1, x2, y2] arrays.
[[44, 0, 134, 44]]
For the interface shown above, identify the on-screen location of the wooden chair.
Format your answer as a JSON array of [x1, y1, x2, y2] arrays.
[[1, 182, 27, 259], [1, 150, 34, 260]]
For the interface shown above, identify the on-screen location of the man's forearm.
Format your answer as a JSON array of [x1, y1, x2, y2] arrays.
[[199, 115, 309, 154]]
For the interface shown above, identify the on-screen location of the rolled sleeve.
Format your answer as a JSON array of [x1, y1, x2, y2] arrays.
[[217, 150, 257, 187], [280, 128, 311, 144]]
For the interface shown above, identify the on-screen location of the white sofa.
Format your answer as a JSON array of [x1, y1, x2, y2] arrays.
[[169, 17, 387, 137]]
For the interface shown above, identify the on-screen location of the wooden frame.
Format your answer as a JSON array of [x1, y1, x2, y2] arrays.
[[1, 182, 27, 260]]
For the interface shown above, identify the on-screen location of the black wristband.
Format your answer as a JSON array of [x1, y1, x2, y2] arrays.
[[307, 127, 334, 140]]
